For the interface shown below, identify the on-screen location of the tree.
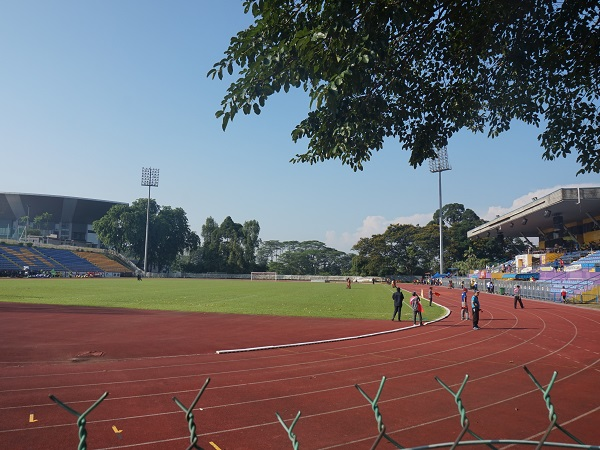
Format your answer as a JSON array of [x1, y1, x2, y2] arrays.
[[352, 224, 434, 276], [430, 203, 484, 268], [242, 219, 261, 269], [210, 1, 599, 174], [350, 201, 532, 276], [455, 248, 491, 277], [93, 199, 199, 272], [150, 206, 200, 272], [32, 212, 53, 236], [261, 239, 352, 275], [183, 216, 263, 274], [199, 216, 222, 272], [91, 204, 132, 254], [255, 239, 284, 267]]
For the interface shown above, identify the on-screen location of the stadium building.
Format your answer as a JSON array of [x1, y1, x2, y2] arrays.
[[0, 192, 125, 247], [467, 187, 600, 251]]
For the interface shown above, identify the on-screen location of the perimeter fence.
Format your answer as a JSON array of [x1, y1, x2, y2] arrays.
[[47, 366, 598, 450]]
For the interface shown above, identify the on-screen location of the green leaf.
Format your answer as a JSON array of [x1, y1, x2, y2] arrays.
[[221, 112, 230, 131]]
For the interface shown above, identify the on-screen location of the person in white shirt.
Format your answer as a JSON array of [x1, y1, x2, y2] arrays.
[[514, 285, 524, 309]]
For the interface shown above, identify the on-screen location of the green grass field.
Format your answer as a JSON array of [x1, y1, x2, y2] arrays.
[[0, 278, 446, 321]]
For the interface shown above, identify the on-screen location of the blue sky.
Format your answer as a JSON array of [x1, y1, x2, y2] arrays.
[[1, 1, 597, 253]]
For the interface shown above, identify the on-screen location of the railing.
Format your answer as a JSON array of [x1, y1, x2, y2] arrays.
[[451, 275, 600, 304]]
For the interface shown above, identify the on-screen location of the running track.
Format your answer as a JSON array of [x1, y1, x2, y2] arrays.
[[0, 283, 599, 449]]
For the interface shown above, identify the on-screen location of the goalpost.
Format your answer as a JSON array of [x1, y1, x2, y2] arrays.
[[250, 271, 278, 281]]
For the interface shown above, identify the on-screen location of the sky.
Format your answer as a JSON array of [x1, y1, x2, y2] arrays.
[[1, 1, 597, 254]]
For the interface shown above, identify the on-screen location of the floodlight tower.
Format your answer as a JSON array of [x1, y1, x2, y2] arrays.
[[428, 148, 451, 275], [141, 167, 159, 276]]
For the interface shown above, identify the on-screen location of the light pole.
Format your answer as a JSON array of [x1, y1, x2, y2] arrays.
[[26, 204, 30, 240], [141, 167, 159, 276], [428, 148, 451, 275]]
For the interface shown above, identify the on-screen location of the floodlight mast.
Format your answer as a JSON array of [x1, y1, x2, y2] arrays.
[[141, 167, 159, 276], [428, 148, 451, 276]]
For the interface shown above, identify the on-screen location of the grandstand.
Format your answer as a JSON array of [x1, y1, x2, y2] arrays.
[[467, 187, 600, 250], [0, 192, 125, 247], [0, 243, 132, 277], [467, 187, 600, 304], [0, 192, 134, 277]]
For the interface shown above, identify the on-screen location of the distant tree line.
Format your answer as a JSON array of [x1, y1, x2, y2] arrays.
[[93, 199, 526, 276], [351, 203, 526, 277], [257, 240, 353, 275]]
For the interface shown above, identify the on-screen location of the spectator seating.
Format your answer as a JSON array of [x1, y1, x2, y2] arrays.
[[0, 245, 56, 271], [76, 252, 131, 273], [547, 278, 597, 299], [35, 247, 101, 273], [573, 250, 600, 268], [0, 244, 123, 274]]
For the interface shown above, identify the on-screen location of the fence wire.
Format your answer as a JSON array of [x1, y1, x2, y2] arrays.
[[47, 367, 599, 449]]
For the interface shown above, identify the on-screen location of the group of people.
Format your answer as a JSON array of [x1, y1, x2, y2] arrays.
[[392, 281, 528, 332], [391, 287, 424, 326], [460, 288, 481, 329]]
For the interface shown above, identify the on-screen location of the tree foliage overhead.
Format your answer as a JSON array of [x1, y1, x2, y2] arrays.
[[210, 0, 600, 174]]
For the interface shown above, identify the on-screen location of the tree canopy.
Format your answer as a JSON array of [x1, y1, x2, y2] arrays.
[[93, 199, 199, 272], [257, 239, 353, 275], [351, 203, 526, 276], [180, 216, 262, 274], [210, 0, 599, 174]]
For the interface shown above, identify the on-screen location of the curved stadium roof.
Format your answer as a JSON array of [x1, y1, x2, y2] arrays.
[[0, 192, 126, 243], [0, 192, 124, 223], [467, 187, 600, 241]]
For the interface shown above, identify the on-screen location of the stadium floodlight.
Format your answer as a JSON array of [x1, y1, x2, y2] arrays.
[[428, 147, 451, 275], [141, 167, 159, 276]]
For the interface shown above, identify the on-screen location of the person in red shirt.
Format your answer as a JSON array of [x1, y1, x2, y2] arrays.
[[561, 286, 567, 303]]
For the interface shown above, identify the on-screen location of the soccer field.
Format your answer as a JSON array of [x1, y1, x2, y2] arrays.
[[0, 277, 446, 321]]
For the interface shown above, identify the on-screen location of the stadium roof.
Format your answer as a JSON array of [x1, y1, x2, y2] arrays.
[[467, 187, 600, 240], [0, 192, 125, 223]]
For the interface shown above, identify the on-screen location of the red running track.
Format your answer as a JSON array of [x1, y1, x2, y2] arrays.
[[0, 284, 599, 449]]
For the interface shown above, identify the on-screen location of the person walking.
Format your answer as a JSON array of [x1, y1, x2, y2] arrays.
[[561, 286, 567, 303], [410, 292, 423, 326], [460, 288, 470, 321], [471, 291, 481, 330], [391, 288, 404, 321], [514, 284, 524, 309]]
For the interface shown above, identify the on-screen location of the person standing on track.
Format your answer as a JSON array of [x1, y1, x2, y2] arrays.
[[391, 287, 404, 321], [410, 292, 423, 326], [460, 288, 470, 321], [514, 284, 524, 309], [428, 286, 434, 306], [471, 291, 481, 330]]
